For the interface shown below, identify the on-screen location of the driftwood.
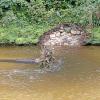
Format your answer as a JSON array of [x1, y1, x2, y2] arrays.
[[0, 58, 40, 64]]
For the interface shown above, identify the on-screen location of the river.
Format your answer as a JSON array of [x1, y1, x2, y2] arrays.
[[0, 46, 100, 100]]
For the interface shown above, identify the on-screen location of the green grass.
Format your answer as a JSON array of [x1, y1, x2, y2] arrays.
[[0, 21, 100, 45], [92, 27, 100, 39], [90, 27, 100, 45], [0, 23, 54, 45]]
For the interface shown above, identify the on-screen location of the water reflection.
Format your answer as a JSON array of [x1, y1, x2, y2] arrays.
[[0, 46, 100, 100], [0, 58, 64, 88]]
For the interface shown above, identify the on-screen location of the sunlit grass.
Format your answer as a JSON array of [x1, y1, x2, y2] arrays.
[[0, 23, 53, 45], [91, 27, 100, 44]]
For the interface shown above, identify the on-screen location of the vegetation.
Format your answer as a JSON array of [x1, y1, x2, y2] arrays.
[[90, 27, 100, 45], [0, 0, 100, 45]]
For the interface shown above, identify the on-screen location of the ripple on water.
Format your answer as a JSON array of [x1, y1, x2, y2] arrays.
[[0, 58, 63, 87]]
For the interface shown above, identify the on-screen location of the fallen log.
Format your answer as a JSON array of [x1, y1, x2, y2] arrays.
[[0, 58, 41, 64], [0, 46, 55, 68]]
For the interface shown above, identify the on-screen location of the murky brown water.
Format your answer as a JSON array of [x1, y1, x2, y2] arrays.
[[0, 46, 100, 100]]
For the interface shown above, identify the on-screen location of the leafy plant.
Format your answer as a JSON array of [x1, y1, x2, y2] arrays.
[[0, 0, 100, 45]]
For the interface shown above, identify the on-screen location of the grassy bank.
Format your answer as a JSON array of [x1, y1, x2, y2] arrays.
[[0, 23, 55, 45], [0, 23, 100, 45], [90, 27, 100, 45], [0, 0, 99, 45]]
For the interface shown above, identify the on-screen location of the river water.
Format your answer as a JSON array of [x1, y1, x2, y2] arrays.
[[0, 46, 100, 100]]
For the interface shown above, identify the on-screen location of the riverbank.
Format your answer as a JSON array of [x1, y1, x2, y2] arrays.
[[0, 23, 54, 45], [39, 23, 90, 46], [0, 23, 100, 46], [0, 0, 99, 46], [90, 27, 100, 45]]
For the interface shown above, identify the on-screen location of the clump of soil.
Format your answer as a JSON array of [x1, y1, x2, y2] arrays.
[[39, 23, 90, 47]]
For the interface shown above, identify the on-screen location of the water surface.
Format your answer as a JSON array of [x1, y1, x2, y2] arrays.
[[0, 46, 100, 100]]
